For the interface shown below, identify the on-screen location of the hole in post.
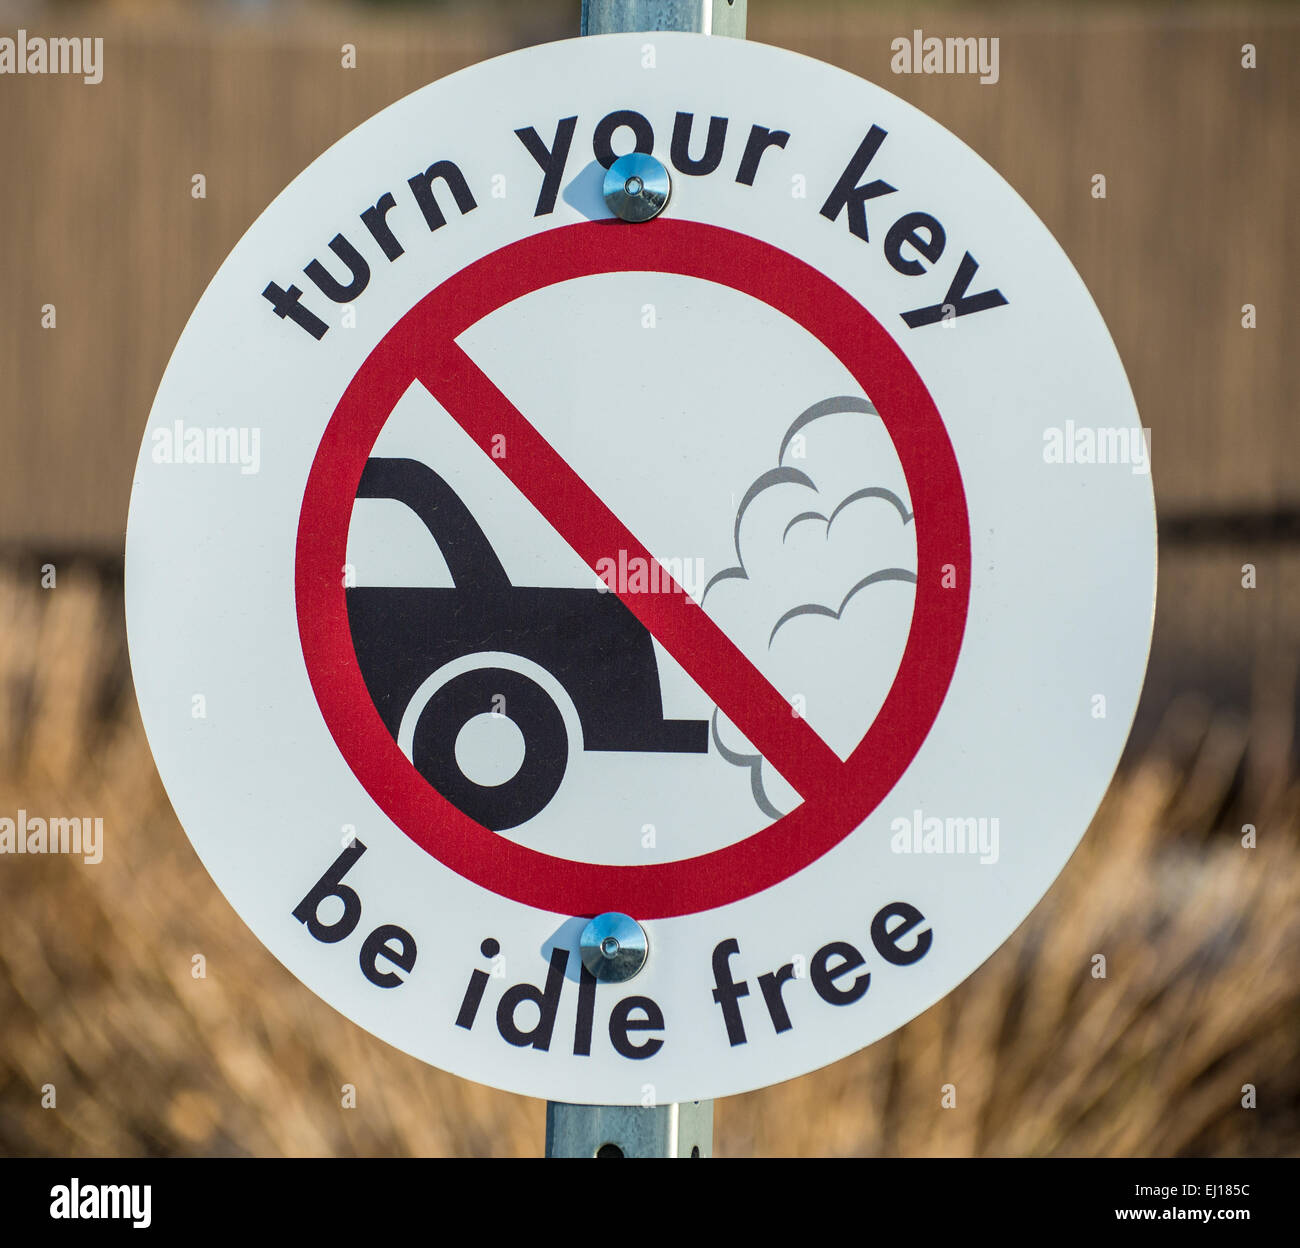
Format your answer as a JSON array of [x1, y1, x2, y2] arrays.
[[596, 1142, 624, 1158]]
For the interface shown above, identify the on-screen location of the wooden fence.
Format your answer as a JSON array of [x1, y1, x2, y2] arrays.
[[0, 3, 1295, 695]]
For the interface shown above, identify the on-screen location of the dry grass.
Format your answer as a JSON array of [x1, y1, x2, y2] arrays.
[[0, 561, 1297, 1157]]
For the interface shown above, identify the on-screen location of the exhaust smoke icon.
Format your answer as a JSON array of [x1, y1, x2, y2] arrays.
[[703, 396, 918, 819]]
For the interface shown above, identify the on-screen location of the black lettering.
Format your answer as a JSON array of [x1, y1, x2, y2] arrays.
[[303, 233, 371, 303], [359, 923, 416, 988], [454, 938, 499, 1030], [901, 252, 1008, 328], [496, 947, 568, 1050], [710, 938, 750, 1046], [262, 280, 328, 340], [573, 962, 597, 1057], [608, 996, 665, 1060], [818, 125, 896, 241], [291, 840, 365, 943], [810, 941, 870, 1005], [407, 159, 478, 232], [884, 211, 946, 276], [735, 124, 789, 186], [671, 111, 727, 175], [757, 963, 798, 1034], [515, 116, 578, 216], [870, 901, 933, 965], [360, 192, 405, 261], [593, 109, 654, 169]]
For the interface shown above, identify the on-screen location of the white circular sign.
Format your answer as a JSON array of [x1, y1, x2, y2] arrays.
[[126, 33, 1156, 1104]]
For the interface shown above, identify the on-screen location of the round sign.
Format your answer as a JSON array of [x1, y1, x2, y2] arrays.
[[126, 33, 1156, 1105]]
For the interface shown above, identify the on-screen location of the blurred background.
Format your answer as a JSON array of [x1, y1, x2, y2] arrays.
[[0, 0, 1297, 1156]]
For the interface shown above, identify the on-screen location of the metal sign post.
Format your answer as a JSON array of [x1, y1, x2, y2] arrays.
[[544, 0, 747, 1160], [546, 1099, 714, 1158], [581, 0, 746, 39]]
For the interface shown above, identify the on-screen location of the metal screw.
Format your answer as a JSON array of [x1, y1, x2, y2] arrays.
[[580, 912, 648, 982], [603, 153, 670, 223]]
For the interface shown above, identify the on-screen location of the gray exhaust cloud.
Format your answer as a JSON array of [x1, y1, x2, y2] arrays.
[[703, 395, 917, 818]]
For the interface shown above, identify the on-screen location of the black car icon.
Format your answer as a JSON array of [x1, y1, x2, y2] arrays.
[[346, 457, 709, 831]]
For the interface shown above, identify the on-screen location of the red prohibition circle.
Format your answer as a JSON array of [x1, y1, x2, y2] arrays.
[[296, 219, 970, 919]]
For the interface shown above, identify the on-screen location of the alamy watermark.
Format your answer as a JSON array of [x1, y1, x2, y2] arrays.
[[0, 30, 103, 84], [1043, 421, 1152, 475], [151, 420, 261, 474], [891, 809, 1000, 864], [49, 1179, 150, 1229], [595, 550, 705, 602], [891, 30, 1000, 85], [0, 811, 103, 864]]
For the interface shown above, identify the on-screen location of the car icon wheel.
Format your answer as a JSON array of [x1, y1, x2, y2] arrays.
[[411, 666, 569, 831]]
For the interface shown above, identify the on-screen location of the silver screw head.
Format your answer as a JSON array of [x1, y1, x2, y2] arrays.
[[603, 153, 670, 223], [579, 912, 648, 982]]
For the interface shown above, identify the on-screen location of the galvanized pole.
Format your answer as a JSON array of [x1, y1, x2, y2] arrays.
[[581, 0, 746, 38], [544, 0, 747, 1159], [546, 1098, 714, 1158]]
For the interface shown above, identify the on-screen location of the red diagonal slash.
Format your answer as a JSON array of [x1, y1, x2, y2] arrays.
[[416, 344, 845, 800]]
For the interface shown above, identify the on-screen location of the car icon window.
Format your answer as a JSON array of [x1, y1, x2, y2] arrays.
[[347, 494, 457, 588]]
